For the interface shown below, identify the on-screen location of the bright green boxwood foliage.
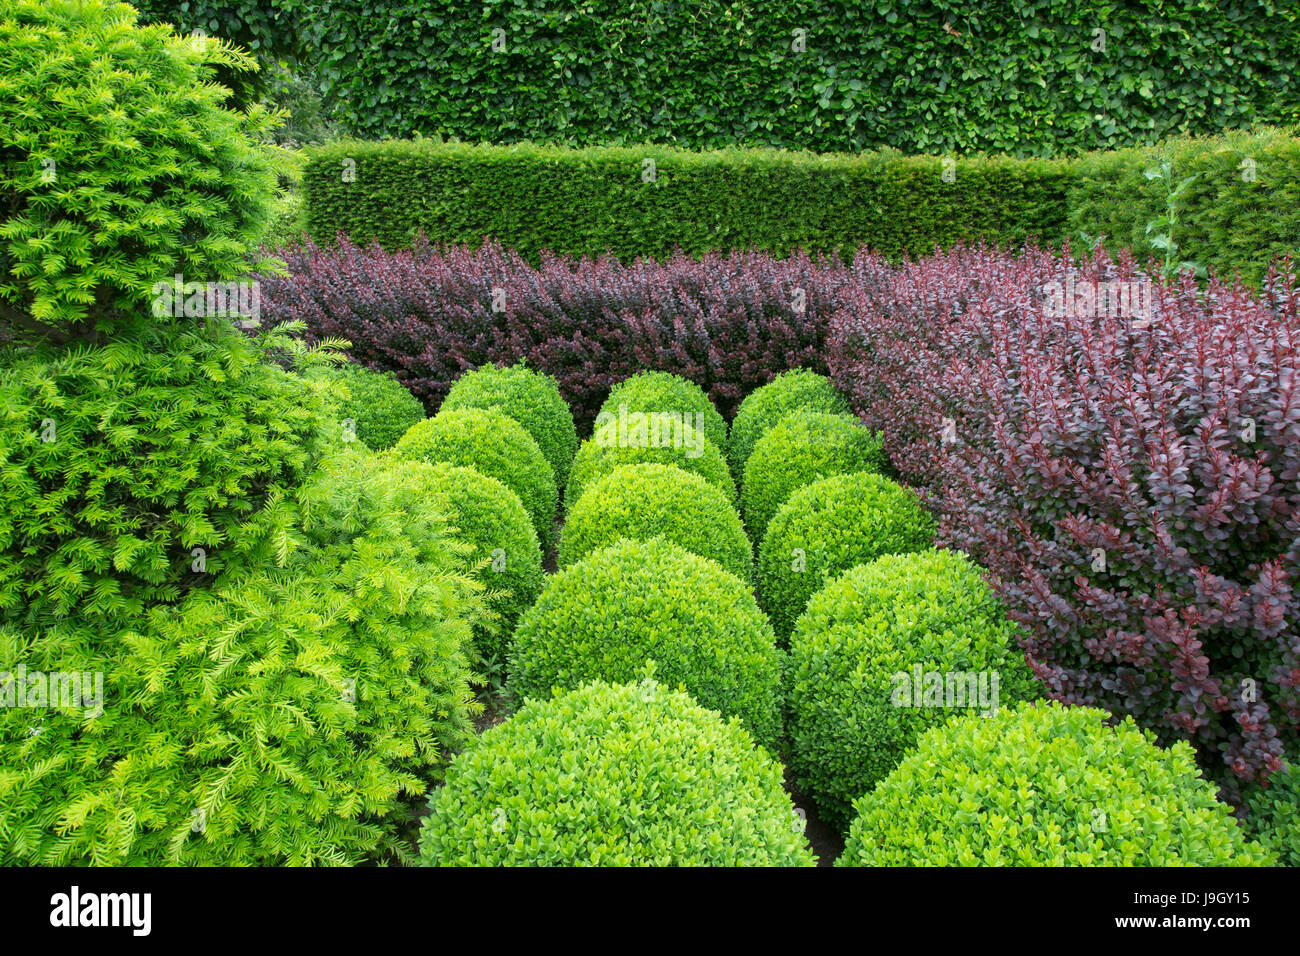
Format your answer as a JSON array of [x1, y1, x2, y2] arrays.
[[381, 458, 542, 669], [0, 0, 287, 340], [310, 361, 425, 451], [786, 550, 1040, 832], [0, 450, 488, 865], [729, 369, 850, 482], [393, 407, 558, 550], [757, 471, 935, 640], [598, 370, 728, 457], [417, 677, 816, 867], [0, 322, 338, 627], [837, 701, 1275, 867], [1242, 760, 1300, 867], [565, 422, 734, 511], [510, 537, 783, 751], [306, 2, 1299, 157], [741, 410, 885, 543], [559, 463, 752, 584], [441, 361, 578, 488]]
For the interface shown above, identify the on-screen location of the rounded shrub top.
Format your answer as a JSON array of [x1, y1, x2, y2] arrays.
[[598, 370, 728, 455], [566, 420, 734, 510], [757, 471, 935, 639], [741, 410, 885, 542], [381, 458, 542, 669], [0, 0, 284, 337], [838, 700, 1275, 867], [441, 362, 578, 487], [313, 361, 425, 451], [785, 549, 1040, 831], [393, 407, 558, 549], [418, 677, 816, 866], [559, 463, 752, 583], [509, 537, 782, 750], [729, 369, 850, 480]]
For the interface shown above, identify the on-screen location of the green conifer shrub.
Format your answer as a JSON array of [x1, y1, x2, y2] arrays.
[[418, 677, 816, 866], [740, 411, 884, 542], [510, 538, 782, 750], [393, 408, 558, 550], [0, 0, 286, 342], [0, 323, 338, 627], [756, 471, 935, 639], [0, 450, 487, 865], [838, 701, 1275, 866], [558, 463, 752, 583], [598, 371, 728, 457], [729, 369, 850, 483], [786, 550, 1040, 832], [441, 361, 578, 488]]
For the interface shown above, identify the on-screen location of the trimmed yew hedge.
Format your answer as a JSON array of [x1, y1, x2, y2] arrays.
[[299, 130, 1299, 283]]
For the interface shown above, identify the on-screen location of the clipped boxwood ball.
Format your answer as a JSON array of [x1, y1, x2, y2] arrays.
[[312, 361, 426, 451], [509, 538, 782, 750], [387, 459, 543, 668], [566, 420, 735, 510], [1243, 760, 1300, 867], [418, 677, 816, 866], [393, 407, 558, 549], [741, 410, 884, 542], [786, 550, 1041, 832], [441, 361, 578, 487], [729, 369, 850, 481], [757, 471, 935, 640], [837, 701, 1275, 866], [598, 370, 728, 456], [559, 463, 752, 583]]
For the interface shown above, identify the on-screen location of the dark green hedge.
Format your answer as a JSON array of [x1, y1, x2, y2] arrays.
[[303, 139, 1070, 263], [1066, 128, 1300, 283], [302, 130, 1298, 279], [303, 1, 1300, 158]]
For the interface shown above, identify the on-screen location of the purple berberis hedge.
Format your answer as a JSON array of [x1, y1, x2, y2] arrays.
[[258, 236, 851, 428], [829, 242, 1300, 796]]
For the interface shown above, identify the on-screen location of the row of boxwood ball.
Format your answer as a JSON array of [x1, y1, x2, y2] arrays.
[[320, 359, 1273, 866]]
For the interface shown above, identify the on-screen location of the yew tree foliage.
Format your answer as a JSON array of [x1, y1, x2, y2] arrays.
[[0, 0, 286, 342], [0, 322, 337, 627], [828, 244, 1300, 793], [0, 0, 489, 866], [0, 450, 486, 865]]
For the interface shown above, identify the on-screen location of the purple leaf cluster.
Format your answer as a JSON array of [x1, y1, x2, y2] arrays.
[[258, 236, 849, 428], [828, 242, 1300, 794]]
